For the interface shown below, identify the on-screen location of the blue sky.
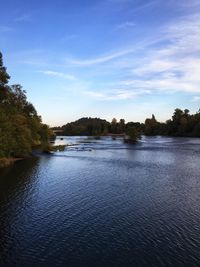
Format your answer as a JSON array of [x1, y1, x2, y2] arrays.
[[1, 0, 200, 126]]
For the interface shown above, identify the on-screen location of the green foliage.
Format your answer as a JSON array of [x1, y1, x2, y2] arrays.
[[162, 109, 200, 137], [56, 117, 139, 137], [145, 114, 160, 135], [0, 52, 10, 85], [0, 52, 52, 163], [125, 126, 141, 143], [59, 117, 111, 136], [143, 109, 200, 137], [54, 117, 142, 143], [53, 108, 200, 139]]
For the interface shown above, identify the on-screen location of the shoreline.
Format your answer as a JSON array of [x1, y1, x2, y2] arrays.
[[0, 157, 25, 169], [0, 145, 66, 169]]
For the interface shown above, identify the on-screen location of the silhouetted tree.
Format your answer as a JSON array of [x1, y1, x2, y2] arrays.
[[145, 114, 160, 135], [125, 126, 141, 143]]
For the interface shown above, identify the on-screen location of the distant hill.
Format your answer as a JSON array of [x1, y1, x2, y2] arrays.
[[53, 117, 111, 136], [52, 117, 142, 137]]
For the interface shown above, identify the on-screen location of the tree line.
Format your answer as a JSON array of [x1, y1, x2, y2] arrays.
[[144, 109, 200, 137], [53, 117, 141, 140], [0, 52, 51, 167], [53, 108, 200, 138], [1, 50, 200, 167]]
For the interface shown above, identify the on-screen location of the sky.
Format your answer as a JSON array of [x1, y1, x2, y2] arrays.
[[1, 0, 200, 126]]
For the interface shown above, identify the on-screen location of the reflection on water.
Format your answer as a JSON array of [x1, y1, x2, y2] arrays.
[[0, 136, 200, 267]]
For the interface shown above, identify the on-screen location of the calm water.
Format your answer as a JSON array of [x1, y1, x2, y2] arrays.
[[0, 136, 200, 267]]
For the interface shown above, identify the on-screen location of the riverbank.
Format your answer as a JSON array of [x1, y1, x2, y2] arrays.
[[0, 157, 25, 168], [0, 145, 66, 169]]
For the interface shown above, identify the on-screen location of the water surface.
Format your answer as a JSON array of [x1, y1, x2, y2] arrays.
[[0, 136, 200, 266]]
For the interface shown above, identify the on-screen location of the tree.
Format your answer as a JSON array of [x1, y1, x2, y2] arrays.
[[0, 52, 10, 103], [0, 51, 52, 165], [0, 52, 10, 84], [119, 119, 125, 133], [145, 114, 160, 135], [125, 126, 141, 143], [111, 118, 117, 133]]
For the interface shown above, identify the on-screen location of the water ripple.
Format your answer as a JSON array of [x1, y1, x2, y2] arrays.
[[0, 136, 200, 266]]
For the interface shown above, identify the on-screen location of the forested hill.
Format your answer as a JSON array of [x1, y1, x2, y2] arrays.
[[53, 117, 142, 136], [0, 52, 51, 167], [61, 117, 111, 136], [53, 109, 200, 138]]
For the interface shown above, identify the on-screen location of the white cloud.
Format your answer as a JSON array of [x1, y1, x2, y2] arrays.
[[115, 21, 135, 30], [192, 96, 200, 102], [64, 36, 161, 67], [38, 70, 77, 81], [13, 10, 200, 101], [132, 60, 177, 76], [84, 91, 106, 98], [65, 48, 138, 66], [123, 15, 200, 94], [70, 13, 200, 99], [84, 88, 151, 101], [131, 0, 160, 13], [121, 75, 200, 93]]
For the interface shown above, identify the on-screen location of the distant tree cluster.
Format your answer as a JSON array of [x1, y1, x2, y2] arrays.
[[0, 52, 51, 165], [144, 109, 200, 137], [53, 109, 200, 140], [60, 117, 110, 136], [53, 117, 142, 143], [53, 117, 141, 137]]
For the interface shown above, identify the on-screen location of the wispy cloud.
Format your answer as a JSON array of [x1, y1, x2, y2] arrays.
[[84, 88, 151, 101], [192, 96, 200, 102], [115, 21, 135, 30], [107, 0, 158, 11], [0, 26, 12, 33], [130, 0, 160, 14], [10, 7, 200, 102], [177, 0, 200, 8], [14, 14, 31, 22], [79, 13, 200, 99], [127, 15, 200, 94], [64, 34, 169, 67], [38, 70, 77, 81], [65, 49, 135, 66], [64, 39, 157, 66]]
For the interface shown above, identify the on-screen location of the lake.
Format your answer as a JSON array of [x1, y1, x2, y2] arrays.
[[0, 136, 200, 266]]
